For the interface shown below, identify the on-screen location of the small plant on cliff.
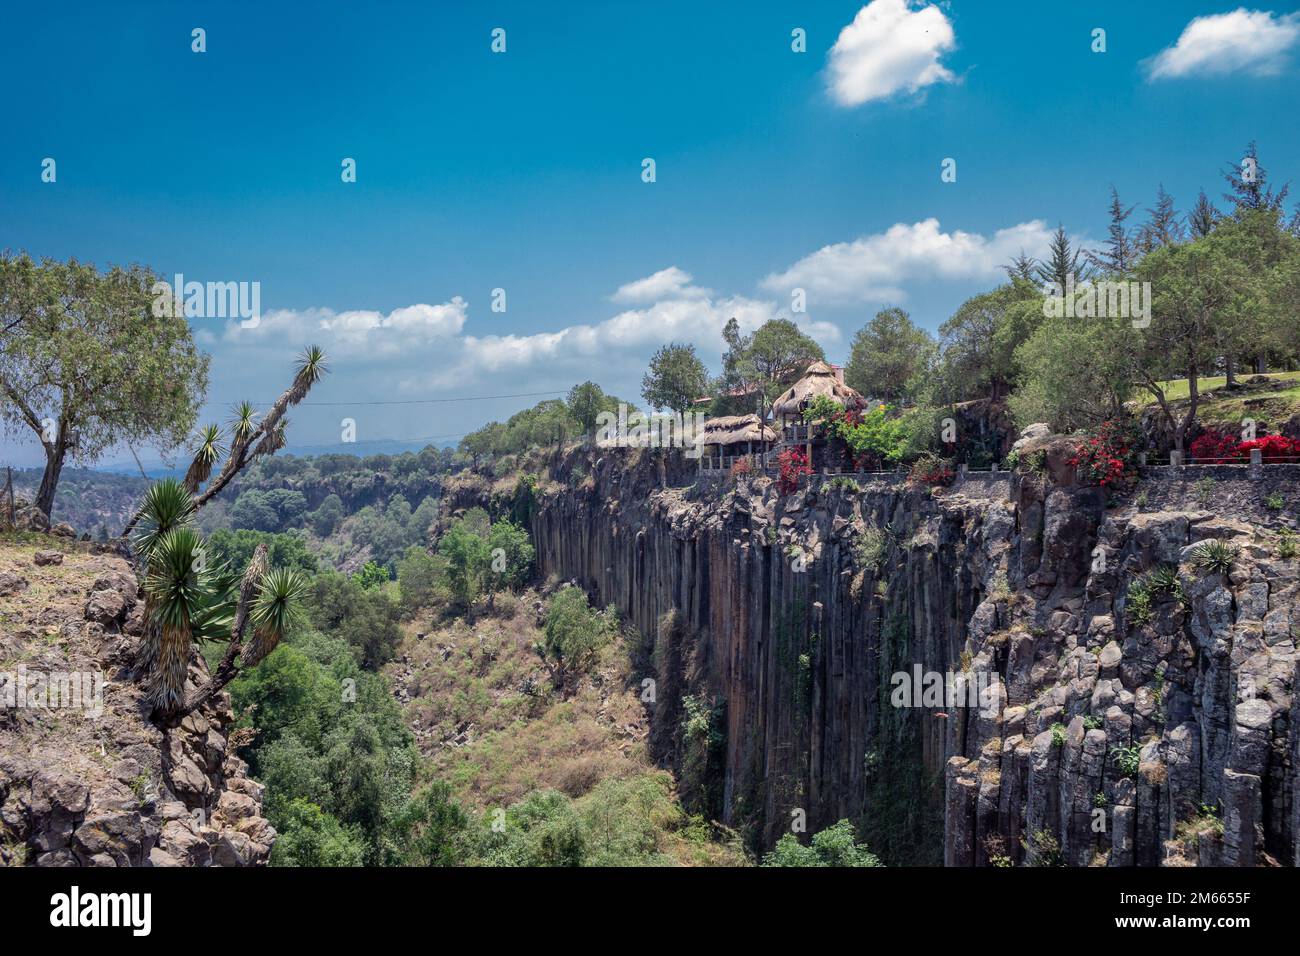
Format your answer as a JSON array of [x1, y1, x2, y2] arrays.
[[854, 523, 888, 572], [1050, 722, 1067, 748], [1125, 580, 1154, 627], [729, 456, 753, 479], [1276, 527, 1298, 560], [1111, 744, 1142, 779], [1265, 491, 1285, 511], [1193, 477, 1216, 508], [1146, 564, 1180, 594], [1093, 791, 1108, 808], [1082, 715, 1103, 731], [1191, 539, 1238, 575], [1022, 829, 1063, 866]]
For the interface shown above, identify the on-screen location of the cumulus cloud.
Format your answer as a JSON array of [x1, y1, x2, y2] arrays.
[[761, 219, 1057, 305], [1146, 8, 1300, 80], [219, 269, 835, 395], [826, 0, 957, 107], [610, 266, 709, 303]]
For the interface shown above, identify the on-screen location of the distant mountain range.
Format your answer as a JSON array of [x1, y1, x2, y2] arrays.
[[92, 438, 457, 477]]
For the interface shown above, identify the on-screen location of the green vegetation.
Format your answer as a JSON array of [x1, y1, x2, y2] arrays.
[[1191, 539, 1238, 575], [1111, 745, 1142, 779], [762, 819, 881, 867], [537, 585, 617, 691]]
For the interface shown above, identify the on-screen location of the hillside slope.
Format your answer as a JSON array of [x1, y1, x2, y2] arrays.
[[0, 532, 275, 867]]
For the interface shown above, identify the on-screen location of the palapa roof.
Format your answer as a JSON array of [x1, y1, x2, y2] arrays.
[[701, 414, 776, 446], [770, 361, 868, 416]]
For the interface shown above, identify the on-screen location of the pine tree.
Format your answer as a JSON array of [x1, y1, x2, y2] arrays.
[[1002, 250, 1037, 283], [1136, 184, 1184, 252], [1035, 225, 1088, 290], [1088, 187, 1138, 273], [1222, 141, 1290, 215], [1188, 190, 1218, 238]]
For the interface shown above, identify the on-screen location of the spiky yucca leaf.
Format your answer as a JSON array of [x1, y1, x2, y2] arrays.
[[241, 567, 309, 667], [289, 345, 328, 405], [228, 400, 259, 447], [143, 528, 210, 711], [132, 478, 197, 557], [183, 424, 226, 493]]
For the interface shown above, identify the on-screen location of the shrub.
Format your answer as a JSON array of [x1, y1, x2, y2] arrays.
[[1238, 434, 1300, 462], [1050, 722, 1067, 747], [537, 586, 615, 689], [1190, 430, 1238, 463], [1277, 527, 1297, 560], [854, 524, 888, 571], [1068, 418, 1140, 488], [729, 456, 752, 478], [908, 452, 954, 486], [1265, 492, 1285, 511], [776, 447, 812, 495], [762, 819, 881, 867], [1194, 477, 1216, 508], [1111, 745, 1142, 778]]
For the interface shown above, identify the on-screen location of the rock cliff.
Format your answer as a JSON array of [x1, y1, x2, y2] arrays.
[[0, 537, 275, 867], [530, 448, 1300, 866]]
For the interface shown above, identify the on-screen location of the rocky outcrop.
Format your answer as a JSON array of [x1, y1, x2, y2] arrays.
[[0, 542, 274, 866], [531, 447, 1300, 866]]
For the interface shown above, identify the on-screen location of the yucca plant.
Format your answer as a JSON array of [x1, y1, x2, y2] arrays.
[[132, 479, 199, 669], [228, 400, 259, 448], [241, 568, 309, 667], [143, 528, 215, 711], [290, 344, 328, 405], [1191, 539, 1238, 575], [183, 424, 226, 493]]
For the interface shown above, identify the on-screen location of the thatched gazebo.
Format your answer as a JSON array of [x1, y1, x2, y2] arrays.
[[771, 361, 867, 426], [699, 414, 776, 471]]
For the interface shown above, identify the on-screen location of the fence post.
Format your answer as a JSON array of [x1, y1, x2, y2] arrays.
[[1170, 450, 1183, 468], [1249, 447, 1263, 480]]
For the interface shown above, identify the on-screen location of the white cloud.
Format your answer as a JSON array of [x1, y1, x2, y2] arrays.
[[761, 219, 1057, 305], [1146, 8, 1300, 80], [826, 0, 957, 107], [219, 270, 836, 396], [610, 266, 709, 303]]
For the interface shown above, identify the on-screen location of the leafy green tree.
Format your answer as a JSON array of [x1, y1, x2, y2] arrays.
[[307, 571, 403, 669], [567, 381, 608, 434], [0, 254, 209, 516], [390, 783, 476, 866], [745, 319, 826, 419], [397, 545, 444, 614], [762, 819, 881, 867], [353, 560, 390, 590], [1010, 314, 1134, 431], [938, 281, 1043, 401], [641, 342, 709, 414], [209, 528, 321, 576], [270, 798, 366, 867], [538, 586, 615, 690], [487, 519, 535, 592], [310, 493, 345, 537], [844, 308, 936, 404], [437, 517, 491, 608]]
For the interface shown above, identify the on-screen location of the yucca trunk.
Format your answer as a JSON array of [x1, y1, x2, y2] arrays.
[[240, 625, 281, 668], [149, 621, 193, 712]]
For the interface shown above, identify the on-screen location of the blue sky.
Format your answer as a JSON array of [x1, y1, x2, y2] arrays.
[[3, 0, 1300, 466]]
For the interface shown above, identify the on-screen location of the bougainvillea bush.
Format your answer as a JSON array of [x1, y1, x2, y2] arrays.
[[908, 452, 954, 487], [1189, 430, 1239, 462], [1069, 418, 1142, 487], [1191, 430, 1300, 463], [729, 456, 752, 478], [776, 447, 811, 495]]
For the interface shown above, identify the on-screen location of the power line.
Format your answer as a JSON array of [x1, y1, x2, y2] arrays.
[[204, 389, 566, 407]]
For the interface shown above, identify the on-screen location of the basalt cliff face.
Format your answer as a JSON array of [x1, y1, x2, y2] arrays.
[[530, 449, 1300, 866]]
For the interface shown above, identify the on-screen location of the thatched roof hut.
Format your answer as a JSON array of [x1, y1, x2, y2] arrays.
[[770, 361, 868, 418], [701, 414, 776, 446]]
